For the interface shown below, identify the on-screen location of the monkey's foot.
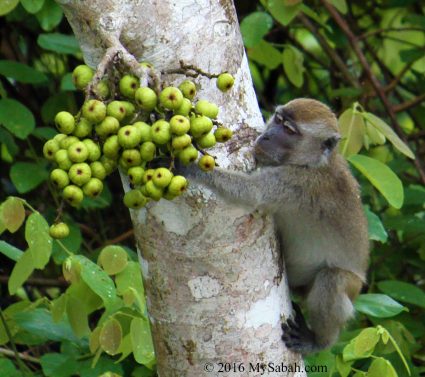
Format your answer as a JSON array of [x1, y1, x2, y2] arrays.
[[281, 303, 317, 354]]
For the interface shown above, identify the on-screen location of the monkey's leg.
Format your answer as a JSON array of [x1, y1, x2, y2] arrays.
[[282, 268, 362, 354]]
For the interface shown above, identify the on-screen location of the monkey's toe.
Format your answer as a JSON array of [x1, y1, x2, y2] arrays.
[[281, 307, 316, 354]]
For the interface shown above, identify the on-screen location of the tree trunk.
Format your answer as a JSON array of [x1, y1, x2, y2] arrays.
[[57, 0, 305, 375]]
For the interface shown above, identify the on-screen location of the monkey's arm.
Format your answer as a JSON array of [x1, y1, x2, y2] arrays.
[[184, 165, 289, 211]]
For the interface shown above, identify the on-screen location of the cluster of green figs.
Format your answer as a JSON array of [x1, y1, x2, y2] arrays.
[[43, 63, 235, 239]]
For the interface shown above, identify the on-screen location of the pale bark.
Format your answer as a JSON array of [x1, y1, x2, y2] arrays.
[[57, 0, 305, 375]]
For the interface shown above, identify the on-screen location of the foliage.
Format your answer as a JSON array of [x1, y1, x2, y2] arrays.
[[0, 1, 424, 377]]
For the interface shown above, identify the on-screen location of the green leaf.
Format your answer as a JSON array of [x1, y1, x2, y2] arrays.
[[40, 353, 78, 377], [38, 33, 80, 54], [0, 240, 24, 261], [32, 126, 57, 140], [41, 92, 76, 123], [267, 0, 301, 26], [377, 280, 425, 309], [241, 12, 273, 48], [362, 112, 414, 159], [60, 73, 76, 91], [348, 154, 404, 209], [282, 45, 304, 87], [0, 60, 48, 84], [131, 317, 155, 367], [66, 294, 90, 338], [248, 40, 282, 69], [330, 0, 348, 14], [8, 250, 35, 295], [2, 196, 25, 233], [355, 293, 407, 318], [13, 308, 80, 343], [0, 98, 35, 139], [0, 0, 19, 16], [364, 206, 388, 242], [99, 318, 122, 356], [10, 162, 49, 193], [367, 357, 397, 377], [35, 0, 63, 31], [338, 107, 366, 157], [74, 255, 118, 308], [21, 0, 45, 14], [25, 212, 52, 269], [335, 355, 352, 377], [0, 126, 19, 156], [98, 245, 128, 275]]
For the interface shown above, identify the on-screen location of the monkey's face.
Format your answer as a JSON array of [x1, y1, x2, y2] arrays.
[[254, 99, 341, 168]]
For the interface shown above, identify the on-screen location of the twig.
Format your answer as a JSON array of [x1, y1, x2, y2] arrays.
[[0, 347, 40, 365], [104, 229, 135, 245], [0, 309, 32, 374], [0, 276, 68, 287], [321, 0, 425, 185], [297, 13, 359, 89], [359, 27, 425, 40], [163, 60, 220, 79], [393, 93, 425, 113]]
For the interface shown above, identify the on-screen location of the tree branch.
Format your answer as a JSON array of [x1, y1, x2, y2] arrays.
[[393, 93, 425, 113], [297, 13, 360, 89], [321, 0, 425, 185]]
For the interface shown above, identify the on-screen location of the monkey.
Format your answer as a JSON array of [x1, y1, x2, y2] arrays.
[[182, 98, 370, 354]]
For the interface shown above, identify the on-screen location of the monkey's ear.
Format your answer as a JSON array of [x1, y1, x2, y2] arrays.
[[322, 136, 340, 151]]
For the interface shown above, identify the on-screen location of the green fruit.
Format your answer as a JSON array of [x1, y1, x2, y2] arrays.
[[128, 166, 145, 185], [95, 80, 110, 99], [198, 155, 215, 171], [68, 141, 89, 162], [142, 169, 155, 184], [106, 101, 127, 121], [123, 189, 148, 209], [60, 136, 79, 150], [121, 149, 142, 167], [55, 111, 75, 134], [72, 65, 94, 90], [82, 100, 106, 123], [170, 115, 190, 135], [83, 178, 104, 198], [55, 149, 72, 170], [49, 222, 70, 239], [140, 141, 156, 161], [145, 180, 163, 201], [214, 127, 233, 142], [43, 139, 60, 160], [98, 245, 128, 276], [140, 61, 154, 69], [121, 101, 135, 119], [95, 116, 120, 138], [83, 139, 101, 161], [100, 156, 117, 175], [168, 175, 188, 196], [216, 73, 235, 92], [195, 100, 219, 119], [178, 145, 198, 165], [159, 87, 183, 110], [190, 116, 213, 137], [90, 161, 107, 180], [172, 134, 192, 150], [50, 168, 70, 189], [69, 162, 92, 186], [53, 133, 67, 144], [152, 167, 173, 188], [118, 125, 142, 148], [73, 118, 93, 138], [163, 191, 177, 201], [118, 156, 131, 172], [103, 135, 121, 159], [119, 75, 139, 98], [63, 185, 84, 206], [135, 87, 157, 111], [133, 122, 152, 142], [151, 120, 171, 145], [140, 185, 149, 197], [196, 133, 216, 148], [174, 98, 192, 116], [178, 80, 196, 100]]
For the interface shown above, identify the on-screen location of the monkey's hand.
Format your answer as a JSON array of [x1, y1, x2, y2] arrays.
[[282, 303, 317, 354]]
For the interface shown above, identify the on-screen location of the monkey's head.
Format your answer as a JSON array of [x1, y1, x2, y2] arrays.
[[254, 98, 341, 168]]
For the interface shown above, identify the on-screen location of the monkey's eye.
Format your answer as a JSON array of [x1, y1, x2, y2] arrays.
[[322, 137, 338, 150], [275, 113, 284, 124], [283, 121, 297, 135]]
